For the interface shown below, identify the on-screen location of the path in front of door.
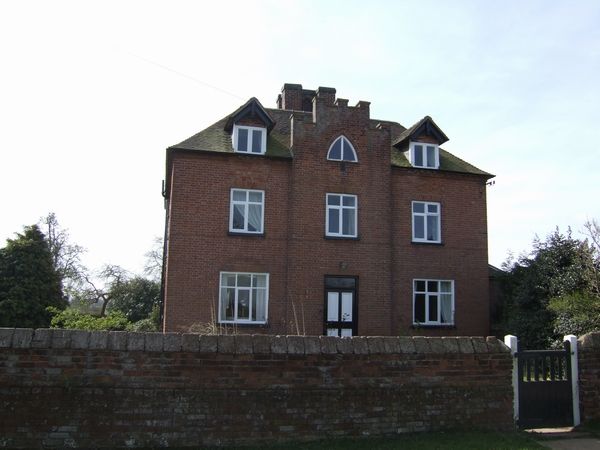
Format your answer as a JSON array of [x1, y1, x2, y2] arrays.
[[528, 427, 600, 450]]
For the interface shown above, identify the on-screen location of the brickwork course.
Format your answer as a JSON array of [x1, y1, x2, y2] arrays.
[[0, 328, 514, 448], [579, 332, 600, 423], [162, 83, 495, 336]]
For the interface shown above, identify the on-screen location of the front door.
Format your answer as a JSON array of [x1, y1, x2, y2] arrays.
[[324, 276, 357, 336]]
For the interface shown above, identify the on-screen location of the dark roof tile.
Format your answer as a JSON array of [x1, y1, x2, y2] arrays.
[[169, 100, 492, 177]]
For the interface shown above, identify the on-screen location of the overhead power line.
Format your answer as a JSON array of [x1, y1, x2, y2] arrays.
[[127, 51, 245, 101]]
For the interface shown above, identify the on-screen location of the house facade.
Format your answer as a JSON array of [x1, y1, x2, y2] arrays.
[[161, 83, 494, 336]]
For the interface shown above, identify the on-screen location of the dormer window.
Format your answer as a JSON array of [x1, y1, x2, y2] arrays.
[[233, 125, 266, 155], [327, 136, 357, 162], [409, 142, 439, 169]]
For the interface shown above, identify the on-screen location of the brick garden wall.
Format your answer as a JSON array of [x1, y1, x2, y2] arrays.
[[0, 328, 514, 448], [578, 332, 600, 423]]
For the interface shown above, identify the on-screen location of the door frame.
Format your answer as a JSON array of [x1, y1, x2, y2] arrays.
[[323, 275, 358, 336]]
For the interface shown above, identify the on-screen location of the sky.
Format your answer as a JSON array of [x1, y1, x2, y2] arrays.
[[1, 0, 599, 275]]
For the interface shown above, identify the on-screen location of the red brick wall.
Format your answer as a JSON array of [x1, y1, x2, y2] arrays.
[[578, 332, 600, 423], [0, 328, 514, 448], [391, 169, 490, 336], [163, 98, 491, 336], [285, 102, 393, 336], [163, 152, 291, 333]]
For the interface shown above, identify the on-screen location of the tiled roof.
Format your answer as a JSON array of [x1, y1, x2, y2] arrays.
[[171, 108, 298, 159], [169, 102, 493, 177], [392, 115, 449, 147]]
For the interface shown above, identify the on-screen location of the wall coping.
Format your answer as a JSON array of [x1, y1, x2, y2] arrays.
[[0, 328, 509, 355], [579, 332, 600, 350]]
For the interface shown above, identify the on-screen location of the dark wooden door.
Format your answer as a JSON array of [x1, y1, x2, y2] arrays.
[[324, 276, 357, 337], [517, 341, 573, 428]]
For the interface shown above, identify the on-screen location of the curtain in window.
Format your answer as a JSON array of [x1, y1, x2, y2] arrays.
[[253, 289, 266, 321], [342, 209, 355, 235], [233, 204, 245, 229], [248, 204, 262, 232], [440, 294, 452, 323]]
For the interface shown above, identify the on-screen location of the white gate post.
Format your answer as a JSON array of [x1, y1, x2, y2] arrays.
[[564, 334, 580, 426], [504, 335, 519, 423]]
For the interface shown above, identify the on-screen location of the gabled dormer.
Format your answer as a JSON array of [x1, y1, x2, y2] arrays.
[[224, 97, 275, 155], [393, 116, 449, 169]]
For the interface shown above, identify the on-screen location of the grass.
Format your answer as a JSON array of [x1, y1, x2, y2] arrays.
[[208, 431, 547, 450], [581, 420, 600, 436]]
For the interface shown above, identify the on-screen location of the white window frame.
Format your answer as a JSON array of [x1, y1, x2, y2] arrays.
[[232, 124, 267, 155], [409, 141, 439, 169], [327, 136, 358, 162], [411, 201, 441, 243], [229, 188, 265, 234], [219, 272, 269, 324], [325, 193, 358, 238], [412, 279, 455, 325]]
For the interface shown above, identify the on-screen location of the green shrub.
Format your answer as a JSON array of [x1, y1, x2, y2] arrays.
[[47, 307, 130, 331], [549, 291, 600, 338]]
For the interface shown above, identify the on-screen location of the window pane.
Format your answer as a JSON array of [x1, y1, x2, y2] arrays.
[[325, 277, 356, 289], [414, 215, 425, 239], [252, 288, 266, 322], [414, 145, 423, 166], [248, 191, 262, 202], [440, 294, 452, 323], [237, 289, 250, 319], [340, 328, 353, 337], [427, 281, 438, 292], [233, 204, 245, 230], [328, 208, 339, 233], [221, 288, 235, 320], [342, 196, 355, 207], [341, 293, 353, 322], [327, 328, 339, 336], [427, 215, 439, 241], [238, 274, 251, 287], [428, 295, 438, 322], [237, 128, 248, 152], [414, 294, 425, 322], [251, 130, 263, 153], [342, 139, 356, 161], [342, 208, 355, 235], [327, 292, 339, 321], [329, 138, 342, 160], [413, 202, 425, 213], [327, 195, 340, 206], [415, 280, 426, 291], [247, 204, 262, 232], [440, 281, 452, 293], [232, 190, 246, 201], [222, 274, 237, 287], [427, 204, 438, 213], [426, 146, 436, 167], [253, 274, 266, 288]]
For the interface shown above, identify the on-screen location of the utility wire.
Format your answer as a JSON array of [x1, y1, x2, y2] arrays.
[[127, 51, 245, 101]]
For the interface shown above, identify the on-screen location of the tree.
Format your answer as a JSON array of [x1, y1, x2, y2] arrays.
[[75, 264, 129, 316], [549, 292, 600, 338], [108, 276, 160, 323], [500, 228, 598, 348], [546, 219, 600, 339], [143, 236, 163, 281], [38, 213, 86, 296], [0, 225, 67, 328]]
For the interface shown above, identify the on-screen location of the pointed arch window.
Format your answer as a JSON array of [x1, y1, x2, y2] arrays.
[[327, 136, 357, 162]]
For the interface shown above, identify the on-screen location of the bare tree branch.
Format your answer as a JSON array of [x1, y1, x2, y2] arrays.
[[143, 236, 163, 281]]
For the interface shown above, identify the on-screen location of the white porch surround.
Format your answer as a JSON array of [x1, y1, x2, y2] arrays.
[[564, 334, 581, 426]]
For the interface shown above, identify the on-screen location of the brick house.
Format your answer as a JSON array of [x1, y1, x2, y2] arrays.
[[161, 83, 494, 336]]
